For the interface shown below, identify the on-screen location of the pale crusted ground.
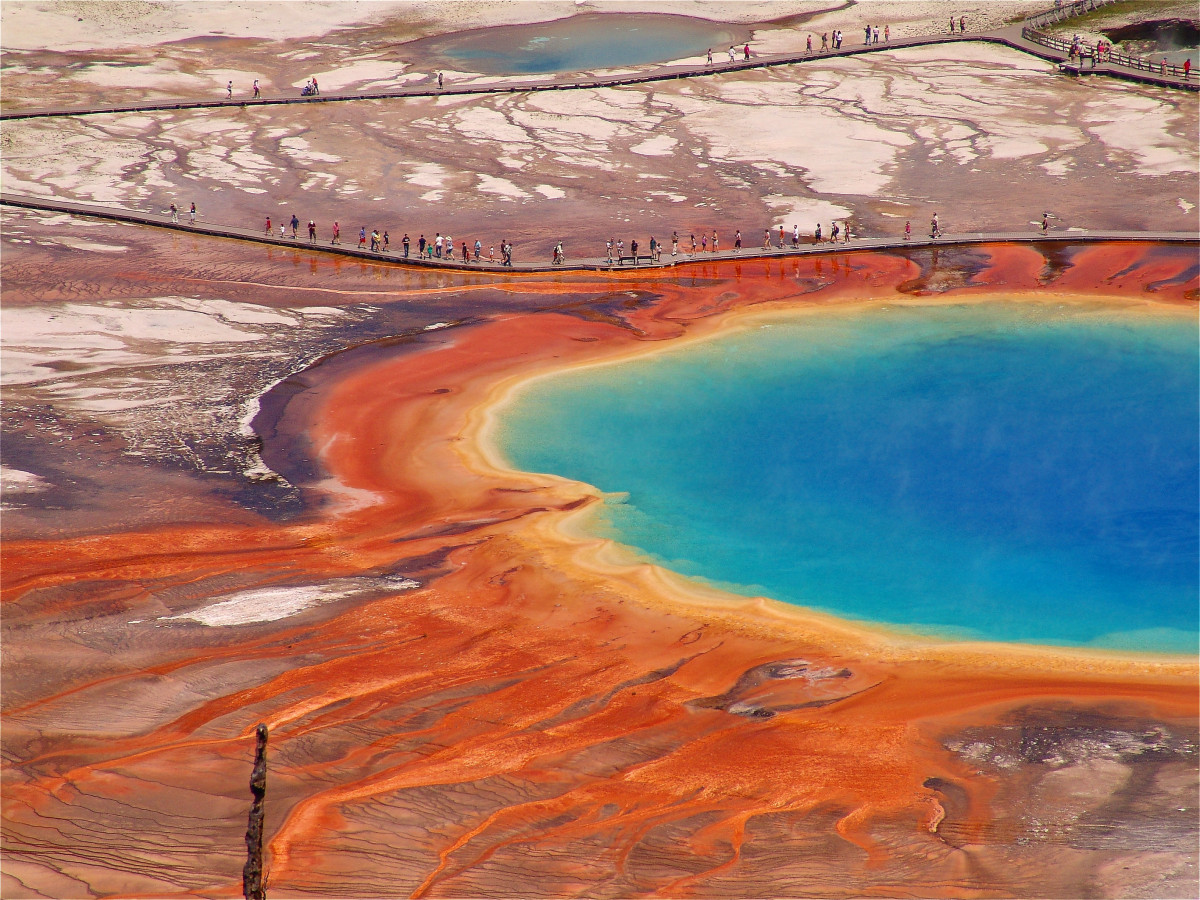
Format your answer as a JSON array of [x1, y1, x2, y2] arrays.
[[2, 44, 1195, 238]]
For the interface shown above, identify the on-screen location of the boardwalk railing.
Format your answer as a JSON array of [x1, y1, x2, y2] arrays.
[[1021, 0, 1192, 79], [1023, 0, 1119, 30], [1021, 27, 1192, 77]]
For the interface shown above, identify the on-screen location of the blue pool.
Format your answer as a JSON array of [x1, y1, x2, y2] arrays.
[[497, 302, 1199, 652], [418, 13, 740, 75]]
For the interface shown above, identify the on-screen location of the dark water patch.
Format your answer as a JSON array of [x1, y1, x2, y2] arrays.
[[1148, 262, 1200, 292], [548, 290, 665, 329], [1105, 19, 1200, 66], [892, 246, 994, 294], [1105, 19, 1200, 51], [764, 1, 857, 29], [405, 13, 745, 76], [1033, 241, 1080, 284]]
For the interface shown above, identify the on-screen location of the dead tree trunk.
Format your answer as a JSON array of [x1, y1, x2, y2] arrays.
[[243, 723, 268, 900]]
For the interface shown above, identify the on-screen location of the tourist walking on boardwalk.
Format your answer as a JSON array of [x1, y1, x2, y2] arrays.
[[821, 33, 828, 50], [728, 46, 736, 62], [312, 77, 319, 95], [1185, 59, 1192, 79], [1042, 212, 1049, 234], [960, 16, 966, 32], [814, 223, 822, 243], [169, 202, 178, 223], [930, 213, 941, 238], [706, 48, 713, 65], [762, 229, 771, 249], [418, 234, 426, 255], [831, 221, 840, 242], [712, 231, 718, 252], [226, 80, 233, 99], [435, 233, 443, 257], [280, 222, 286, 239], [672, 232, 679, 256], [807, 35, 812, 54], [884, 25, 889, 41], [949, 17, 955, 34], [649, 236, 657, 261], [383, 231, 390, 251], [700, 233, 707, 252], [778, 225, 785, 248], [462, 241, 469, 262], [291, 214, 299, 238], [503, 240, 513, 266], [904, 220, 911, 240], [734, 230, 742, 251], [264, 216, 272, 235], [690, 233, 697, 254], [445, 234, 453, 259], [403, 233, 410, 257], [475, 239, 482, 260], [630, 238, 639, 264], [331, 221, 340, 244], [606, 238, 613, 263], [253, 79, 260, 99], [308, 220, 316, 241], [743, 43, 750, 60], [438, 72, 444, 88], [616, 238, 624, 262], [792, 224, 800, 248], [189, 202, 196, 224], [359, 226, 367, 248]]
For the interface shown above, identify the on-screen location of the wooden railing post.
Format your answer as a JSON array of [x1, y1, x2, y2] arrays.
[[243, 724, 269, 900]]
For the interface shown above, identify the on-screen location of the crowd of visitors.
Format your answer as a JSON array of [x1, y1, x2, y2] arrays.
[[594, 220, 862, 266], [257, 216, 515, 264], [165, 201, 1075, 269]]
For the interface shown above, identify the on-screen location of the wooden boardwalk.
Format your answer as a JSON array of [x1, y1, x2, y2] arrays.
[[1, 24, 1195, 123], [4, 192, 1194, 274]]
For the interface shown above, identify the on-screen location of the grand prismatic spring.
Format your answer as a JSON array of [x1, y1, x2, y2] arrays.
[[2, 2, 1199, 898]]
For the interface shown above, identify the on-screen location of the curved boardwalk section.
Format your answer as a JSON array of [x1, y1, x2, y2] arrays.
[[2, 26, 1194, 123]]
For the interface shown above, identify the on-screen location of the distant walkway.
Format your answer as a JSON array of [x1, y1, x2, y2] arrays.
[[2, 21, 1195, 123], [4, 193, 1194, 275]]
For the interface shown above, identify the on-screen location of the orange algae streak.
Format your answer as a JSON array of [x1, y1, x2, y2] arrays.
[[3, 243, 1196, 899]]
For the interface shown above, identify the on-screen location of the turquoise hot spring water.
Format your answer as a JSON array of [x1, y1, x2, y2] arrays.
[[495, 302, 1199, 653], [423, 14, 738, 75]]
